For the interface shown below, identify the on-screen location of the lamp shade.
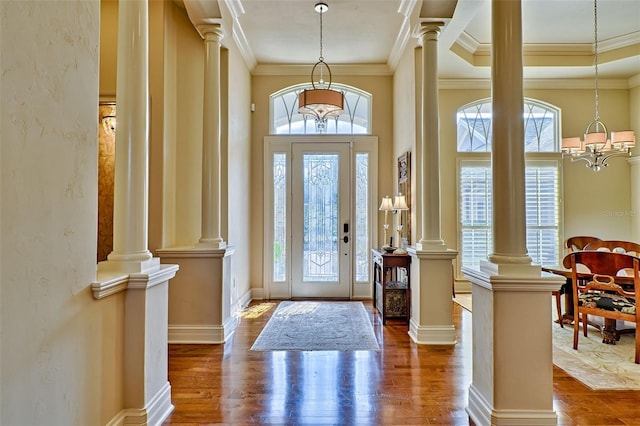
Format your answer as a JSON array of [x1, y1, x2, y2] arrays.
[[379, 196, 393, 211], [584, 131, 607, 149], [561, 137, 582, 151], [393, 194, 409, 211], [611, 130, 636, 148], [298, 88, 344, 122]]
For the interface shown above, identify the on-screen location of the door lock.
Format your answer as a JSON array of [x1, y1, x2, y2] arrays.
[[343, 235, 349, 243]]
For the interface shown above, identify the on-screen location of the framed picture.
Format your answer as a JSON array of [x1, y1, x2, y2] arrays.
[[398, 151, 411, 245]]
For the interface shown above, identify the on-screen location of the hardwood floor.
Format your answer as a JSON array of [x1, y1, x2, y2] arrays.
[[164, 301, 640, 425]]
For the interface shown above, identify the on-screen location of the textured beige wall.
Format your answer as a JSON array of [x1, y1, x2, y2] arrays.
[[2, 1, 126, 424]]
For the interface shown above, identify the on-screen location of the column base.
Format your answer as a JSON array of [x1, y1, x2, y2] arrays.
[[99, 256, 160, 274], [197, 238, 227, 250], [416, 239, 446, 251], [408, 248, 458, 345], [463, 268, 563, 426], [468, 384, 557, 426], [408, 319, 456, 345], [157, 245, 237, 344]]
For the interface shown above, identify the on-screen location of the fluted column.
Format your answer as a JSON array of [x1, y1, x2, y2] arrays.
[[198, 25, 226, 249], [103, 0, 157, 273], [417, 22, 445, 250], [487, 0, 530, 267]]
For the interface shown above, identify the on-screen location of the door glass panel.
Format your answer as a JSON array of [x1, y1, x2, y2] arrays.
[[355, 153, 369, 282], [303, 154, 339, 282], [273, 153, 287, 282]]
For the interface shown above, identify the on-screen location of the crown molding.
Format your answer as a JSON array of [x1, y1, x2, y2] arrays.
[[388, 0, 419, 71], [630, 73, 640, 88], [438, 78, 632, 90]]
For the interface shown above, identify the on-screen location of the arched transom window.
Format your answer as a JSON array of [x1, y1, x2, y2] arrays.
[[270, 83, 371, 135]]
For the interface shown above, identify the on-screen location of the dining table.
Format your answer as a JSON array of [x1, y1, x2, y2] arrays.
[[542, 265, 635, 345]]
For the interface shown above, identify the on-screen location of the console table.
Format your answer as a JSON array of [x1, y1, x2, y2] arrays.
[[372, 249, 411, 324]]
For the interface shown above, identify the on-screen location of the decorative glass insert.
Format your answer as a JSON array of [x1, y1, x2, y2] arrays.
[[354, 153, 369, 282], [303, 153, 339, 281], [271, 84, 371, 135], [457, 98, 560, 153], [273, 153, 287, 282]]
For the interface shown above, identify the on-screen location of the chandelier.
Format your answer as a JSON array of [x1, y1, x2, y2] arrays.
[[298, 2, 344, 131], [561, 0, 635, 172]]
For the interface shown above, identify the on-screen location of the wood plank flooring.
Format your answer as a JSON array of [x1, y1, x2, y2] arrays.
[[163, 301, 640, 425]]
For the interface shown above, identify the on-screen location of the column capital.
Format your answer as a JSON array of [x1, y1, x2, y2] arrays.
[[197, 23, 224, 41], [415, 21, 444, 42]]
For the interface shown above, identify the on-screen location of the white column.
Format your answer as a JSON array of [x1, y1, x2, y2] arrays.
[[198, 24, 226, 249], [101, 0, 158, 274], [464, 2, 562, 424], [487, 0, 531, 268], [409, 22, 458, 345], [417, 22, 446, 251]]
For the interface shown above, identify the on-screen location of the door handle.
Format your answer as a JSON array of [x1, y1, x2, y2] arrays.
[[343, 235, 349, 243]]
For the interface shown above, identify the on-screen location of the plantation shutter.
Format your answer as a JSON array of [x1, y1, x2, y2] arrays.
[[460, 160, 560, 269]]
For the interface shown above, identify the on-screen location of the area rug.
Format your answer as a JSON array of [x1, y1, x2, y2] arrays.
[[452, 293, 640, 390], [250, 301, 380, 351], [552, 324, 640, 390]]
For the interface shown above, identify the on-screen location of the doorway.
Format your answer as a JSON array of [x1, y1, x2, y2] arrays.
[[264, 136, 378, 300], [291, 143, 351, 297]]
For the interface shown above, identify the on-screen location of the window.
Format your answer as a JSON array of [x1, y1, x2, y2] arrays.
[[270, 84, 371, 135], [457, 98, 561, 270]]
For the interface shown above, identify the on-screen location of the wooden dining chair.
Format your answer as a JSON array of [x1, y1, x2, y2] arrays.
[[552, 236, 603, 328], [563, 250, 640, 364], [583, 240, 640, 256], [565, 235, 602, 252]]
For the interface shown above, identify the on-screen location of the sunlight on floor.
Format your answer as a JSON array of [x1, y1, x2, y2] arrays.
[[238, 302, 277, 319]]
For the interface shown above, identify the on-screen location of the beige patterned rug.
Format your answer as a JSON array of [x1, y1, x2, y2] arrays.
[[552, 323, 640, 390], [250, 301, 380, 351], [453, 293, 640, 390]]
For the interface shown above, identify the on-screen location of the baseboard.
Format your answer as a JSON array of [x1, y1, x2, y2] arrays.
[[237, 288, 252, 310], [106, 382, 173, 426], [251, 287, 265, 300], [168, 324, 225, 344], [408, 319, 457, 345], [467, 384, 557, 426]]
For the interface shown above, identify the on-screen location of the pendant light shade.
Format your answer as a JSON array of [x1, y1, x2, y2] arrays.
[[298, 2, 344, 128]]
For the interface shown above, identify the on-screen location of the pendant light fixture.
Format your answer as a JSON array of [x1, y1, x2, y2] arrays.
[[298, 2, 344, 131], [561, 0, 636, 171]]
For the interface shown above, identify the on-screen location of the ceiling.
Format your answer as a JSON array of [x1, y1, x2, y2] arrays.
[[182, 0, 640, 82]]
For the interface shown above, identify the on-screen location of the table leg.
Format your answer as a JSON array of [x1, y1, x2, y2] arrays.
[[601, 318, 619, 344]]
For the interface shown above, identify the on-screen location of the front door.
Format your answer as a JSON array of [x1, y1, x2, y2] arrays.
[[291, 142, 351, 298]]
